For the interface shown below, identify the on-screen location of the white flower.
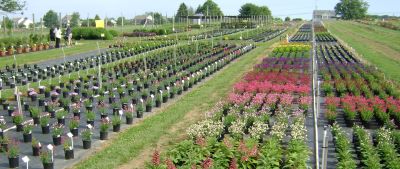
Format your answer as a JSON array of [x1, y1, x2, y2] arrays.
[[249, 121, 268, 140], [187, 120, 224, 139], [228, 119, 245, 139]]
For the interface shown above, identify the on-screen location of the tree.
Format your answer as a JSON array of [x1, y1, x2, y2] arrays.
[[285, 17, 291, 21], [94, 14, 101, 20], [196, 0, 223, 16], [117, 17, 125, 26], [1, 17, 13, 29], [176, 3, 188, 17], [188, 7, 195, 16], [43, 10, 59, 28], [335, 0, 369, 20], [239, 3, 271, 17], [70, 12, 80, 27], [0, 0, 25, 13]]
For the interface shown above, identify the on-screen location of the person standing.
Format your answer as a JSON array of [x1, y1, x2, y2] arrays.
[[54, 27, 62, 48], [50, 27, 55, 46], [66, 26, 72, 46]]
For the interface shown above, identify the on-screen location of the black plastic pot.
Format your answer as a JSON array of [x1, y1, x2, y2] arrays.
[[33, 117, 40, 125], [100, 131, 108, 140], [126, 117, 133, 124], [146, 105, 152, 112], [53, 136, 61, 146], [156, 100, 161, 107], [65, 149, 74, 159], [83, 140, 91, 149], [57, 118, 65, 125], [71, 128, 79, 137], [43, 162, 54, 169], [16, 124, 24, 132], [113, 124, 121, 132], [32, 146, 41, 156], [137, 109, 144, 118], [42, 125, 50, 134], [23, 133, 32, 142], [8, 156, 19, 168], [87, 120, 95, 126]]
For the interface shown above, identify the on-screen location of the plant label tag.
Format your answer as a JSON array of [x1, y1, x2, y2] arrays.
[[119, 110, 123, 116], [87, 124, 93, 129], [47, 144, 54, 150], [67, 132, 73, 138], [22, 156, 30, 163]]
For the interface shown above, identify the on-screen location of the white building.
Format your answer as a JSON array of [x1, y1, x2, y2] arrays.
[[313, 10, 336, 21], [13, 17, 33, 29]]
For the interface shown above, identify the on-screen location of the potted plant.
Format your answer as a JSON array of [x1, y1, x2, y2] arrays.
[[7, 44, 14, 56], [162, 92, 169, 103], [81, 129, 92, 149], [47, 101, 58, 118], [30, 107, 41, 125], [86, 111, 96, 126], [7, 140, 19, 168], [155, 94, 162, 107], [56, 110, 67, 125], [40, 115, 50, 134], [112, 115, 122, 132], [52, 125, 63, 146], [69, 117, 80, 136], [137, 104, 144, 118], [125, 108, 134, 124], [360, 107, 374, 129], [22, 124, 33, 142], [32, 138, 41, 156], [12, 111, 24, 132], [145, 99, 153, 112], [0, 136, 9, 152], [72, 106, 81, 118], [63, 139, 74, 160], [84, 100, 93, 111], [326, 110, 337, 125], [99, 107, 108, 119], [343, 104, 356, 127], [0, 120, 5, 138], [40, 150, 53, 169], [99, 118, 110, 140]]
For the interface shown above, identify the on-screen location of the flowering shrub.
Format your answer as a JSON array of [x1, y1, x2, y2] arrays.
[[249, 121, 268, 140], [187, 120, 224, 139], [299, 96, 311, 110], [228, 119, 245, 140]]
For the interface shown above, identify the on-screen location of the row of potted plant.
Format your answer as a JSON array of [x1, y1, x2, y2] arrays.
[[0, 34, 50, 57]]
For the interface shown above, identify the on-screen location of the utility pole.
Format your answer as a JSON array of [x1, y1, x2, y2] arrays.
[[32, 13, 35, 32]]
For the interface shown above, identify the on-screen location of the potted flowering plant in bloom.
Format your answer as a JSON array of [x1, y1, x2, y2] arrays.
[[100, 118, 110, 140], [32, 137, 41, 156], [81, 129, 93, 149], [12, 111, 24, 132]]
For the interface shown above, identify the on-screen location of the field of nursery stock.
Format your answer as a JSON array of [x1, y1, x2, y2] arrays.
[[0, 0, 399, 168]]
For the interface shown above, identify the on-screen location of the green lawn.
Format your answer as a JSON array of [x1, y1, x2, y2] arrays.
[[325, 21, 400, 82], [72, 38, 281, 169]]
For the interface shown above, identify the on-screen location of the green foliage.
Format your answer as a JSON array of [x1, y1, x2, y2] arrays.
[[195, 0, 223, 16], [335, 0, 369, 20], [43, 10, 60, 28], [239, 3, 271, 17], [176, 3, 189, 19], [72, 27, 115, 40], [0, 0, 25, 13], [70, 12, 80, 27]]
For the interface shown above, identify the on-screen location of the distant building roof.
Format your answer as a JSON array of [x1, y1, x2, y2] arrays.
[[313, 10, 336, 16]]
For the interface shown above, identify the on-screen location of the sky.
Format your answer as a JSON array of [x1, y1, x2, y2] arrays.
[[4, 0, 400, 20]]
